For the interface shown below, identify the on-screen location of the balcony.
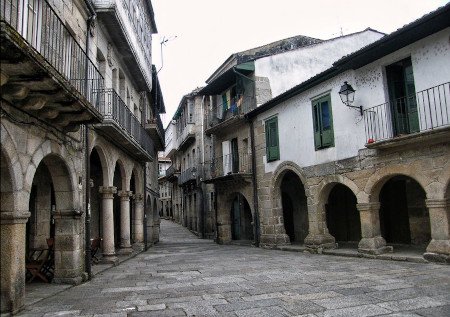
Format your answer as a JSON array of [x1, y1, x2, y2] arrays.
[[177, 123, 195, 151], [363, 82, 450, 149], [204, 152, 252, 183], [178, 166, 197, 186], [145, 114, 164, 151], [165, 164, 180, 183], [205, 95, 255, 136], [0, 0, 103, 131], [95, 89, 154, 161]]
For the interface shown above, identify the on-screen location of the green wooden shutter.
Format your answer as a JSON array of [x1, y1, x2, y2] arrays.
[[265, 117, 280, 162], [320, 97, 334, 147], [312, 95, 334, 149], [312, 102, 321, 149]]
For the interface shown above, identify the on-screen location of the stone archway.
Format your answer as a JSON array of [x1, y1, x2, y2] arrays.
[[325, 184, 361, 246], [378, 175, 430, 247], [27, 154, 81, 284], [280, 171, 308, 244], [230, 193, 253, 241]]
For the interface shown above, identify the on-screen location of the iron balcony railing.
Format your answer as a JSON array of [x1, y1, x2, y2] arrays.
[[363, 82, 450, 143], [98, 88, 154, 157], [1, 0, 104, 109], [166, 165, 179, 178], [178, 166, 197, 185], [208, 152, 252, 179], [206, 95, 256, 128]]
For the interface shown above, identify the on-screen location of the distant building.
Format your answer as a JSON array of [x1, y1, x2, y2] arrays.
[[158, 155, 172, 218]]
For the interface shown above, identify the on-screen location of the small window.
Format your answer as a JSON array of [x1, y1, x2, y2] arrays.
[[265, 116, 280, 162], [312, 94, 334, 150]]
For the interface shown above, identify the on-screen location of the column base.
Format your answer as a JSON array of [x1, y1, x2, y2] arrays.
[[117, 247, 133, 255], [358, 236, 392, 255], [259, 233, 290, 248], [304, 233, 336, 251], [52, 276, 83, 285], [424, 239, 450, 263], [101, 254, 118, 265], [132, 242, 145, 251]]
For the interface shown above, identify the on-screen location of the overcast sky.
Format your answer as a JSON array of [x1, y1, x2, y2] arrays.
[[151, 0, 448, 127]]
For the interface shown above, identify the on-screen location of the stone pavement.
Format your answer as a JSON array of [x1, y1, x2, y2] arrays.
[[16, 220, 450, 317]]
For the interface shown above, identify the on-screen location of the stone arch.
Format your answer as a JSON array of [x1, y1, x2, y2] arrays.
[[113, 158, 127, 190], [225, 190, 254, 216], [226, 191, 254, 241], [131, 165, 143, 195], [1, 144, 17, 213], [90, 144, 110, 186], [270, 161, 309, 207], [365, 165, 429, 202], [316, 175, 362, 206]]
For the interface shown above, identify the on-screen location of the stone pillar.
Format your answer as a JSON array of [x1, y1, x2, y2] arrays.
[[52, 209, 84, 285], [133, 194, 144, 250], [118, 190, 133, 254], [357, 202, 392, 254], [99, 186, 117, 263], [304, 203, 336, 251], [259, 206, 290, 247], [152, 217, 160, 244], [1, 211, 30, 314], [424, 199, 450, 263]]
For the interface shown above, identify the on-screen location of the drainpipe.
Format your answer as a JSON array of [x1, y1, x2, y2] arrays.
[[144, 162, 148, 250], [249, 118, 260, 247], [84, 0, 96, 280], [199, 96, 206, 238]]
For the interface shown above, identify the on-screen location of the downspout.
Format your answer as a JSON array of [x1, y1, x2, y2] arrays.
[[143, 163, 148, 250], [249, 118, 260, 247], [199, 96, 206, 238], [84, 0, 96, 280]]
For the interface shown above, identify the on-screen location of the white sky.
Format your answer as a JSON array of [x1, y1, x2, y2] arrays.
[[151, 0, 449, 127]]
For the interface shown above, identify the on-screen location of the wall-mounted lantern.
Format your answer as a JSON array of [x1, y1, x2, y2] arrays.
[[339, 81, 362, 115]]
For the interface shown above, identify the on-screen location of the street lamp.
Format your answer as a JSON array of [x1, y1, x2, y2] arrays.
[[339, 81, 362, 115]]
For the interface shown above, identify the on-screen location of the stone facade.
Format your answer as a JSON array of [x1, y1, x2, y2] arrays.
[[0, 0, 162, 314]]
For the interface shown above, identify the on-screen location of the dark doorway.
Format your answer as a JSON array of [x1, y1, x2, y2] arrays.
[[231, 138, 239, 173], [326, 184, 361, 243], [113, 164, 122, 247], [280, 171, 308, 244], [379, 176, 430, 245], [231, 194, 253, 241], [90, 149, 103, 241]]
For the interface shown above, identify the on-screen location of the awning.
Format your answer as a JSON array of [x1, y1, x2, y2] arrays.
[[199, 62, 254, 95]]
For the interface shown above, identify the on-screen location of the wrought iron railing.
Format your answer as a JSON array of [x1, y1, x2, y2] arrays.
[[363, 82, 450, 143], [98, 88, 154, 157], [206, 95, 256, 128], [178, 166, 197, 185], [207, 152, 252, 179], [1, 0, 104, 109], [166, 165, 179, 178]]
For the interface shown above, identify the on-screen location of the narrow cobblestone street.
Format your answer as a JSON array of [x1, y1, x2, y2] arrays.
[[17, 220, 450, 317]]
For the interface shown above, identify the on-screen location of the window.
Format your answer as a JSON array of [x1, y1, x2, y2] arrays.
[[312, 94, 334, 150], [265, 117, 280, 162]]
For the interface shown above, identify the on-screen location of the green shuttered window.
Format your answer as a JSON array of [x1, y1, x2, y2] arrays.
[[312, 94, 334, 150], [265, 116, 280, 162]]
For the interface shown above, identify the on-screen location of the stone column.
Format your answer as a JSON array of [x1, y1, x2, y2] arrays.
[[304, 203, 336, 251], [118, 190, 133, 254], [259, 206, 290, 247], [357, 202, 391, 254], [99, 186, 117, 263], [1, 211, 30, 314], [52, 209, 84, 285], [133, 194, 144, 250], [424, 199, 450, 263]]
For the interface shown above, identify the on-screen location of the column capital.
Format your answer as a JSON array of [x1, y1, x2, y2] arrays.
[[356, 202, 380, 212], [118, 190, 133, 201], [99, 186, 117, 198], [426, 199, 449, 208], [133, 193, 144, 202]]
